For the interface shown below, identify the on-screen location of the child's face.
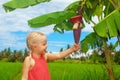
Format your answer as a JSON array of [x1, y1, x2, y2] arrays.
[[34, 35, 47, 55]]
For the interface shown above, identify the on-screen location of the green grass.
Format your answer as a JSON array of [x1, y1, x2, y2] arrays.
[[49, 63, 109, 80], [0, 61, 22, 80], [0, 61, 120, 80]]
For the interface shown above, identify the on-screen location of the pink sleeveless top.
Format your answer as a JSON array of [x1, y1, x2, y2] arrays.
[[28, 55, 50, 80]]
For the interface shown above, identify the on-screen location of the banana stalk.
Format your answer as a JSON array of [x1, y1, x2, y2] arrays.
[[117, 31, 120, 45]]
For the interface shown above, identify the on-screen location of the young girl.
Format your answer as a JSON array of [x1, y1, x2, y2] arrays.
[[21, 31, 79, 80]]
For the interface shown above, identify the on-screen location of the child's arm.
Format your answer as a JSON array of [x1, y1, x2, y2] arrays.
[[21, 57, 31, 80], [45, 43, 79, 60]]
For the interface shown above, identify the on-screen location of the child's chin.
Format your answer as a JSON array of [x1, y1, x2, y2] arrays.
[[42, 51, 46, 54]]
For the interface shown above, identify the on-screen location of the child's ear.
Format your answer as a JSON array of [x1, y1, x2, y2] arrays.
[[33, 44, 37, 48], [34, 43, 39, 48], [31, 44, 37, 49]]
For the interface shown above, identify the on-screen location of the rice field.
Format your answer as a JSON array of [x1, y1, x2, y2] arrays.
[[0, 61, 22, 80], [0, 61, 120, 80]]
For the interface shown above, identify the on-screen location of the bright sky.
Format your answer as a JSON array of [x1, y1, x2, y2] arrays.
[[0, 0, 119, 52]]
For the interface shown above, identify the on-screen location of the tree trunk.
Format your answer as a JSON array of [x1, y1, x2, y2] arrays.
[[102, 39, 114, 80]]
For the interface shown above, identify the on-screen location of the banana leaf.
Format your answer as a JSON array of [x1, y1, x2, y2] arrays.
[[81, 32, 103, 53], [53, 20, 73, 33], [64, 1, 79, 12], [93, 7, 120, 38], [28, 11, 76, 29], [3, 0, 51, 12], [28, 1, 85, 32]]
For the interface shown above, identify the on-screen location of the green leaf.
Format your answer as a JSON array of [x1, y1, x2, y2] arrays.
[[64, 1, 79, 12], [113, 9, 120, 31], [104, 2, 114, 17], [93, 19, 108, 37], [54, 21, 73, 32], [81, 32, 102, 53], [112, 41, 119, 50], [86, 0, 93, 9], [93, 3, 103, 17], [3, 0, 51, 12], [82, 0, 98, 23], [93, 8, 120, 38], [28, 11, 76, 28], [81, 42, 89, 53]]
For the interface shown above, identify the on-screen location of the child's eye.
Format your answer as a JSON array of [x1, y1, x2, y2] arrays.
[[43, 43, 46, 45]]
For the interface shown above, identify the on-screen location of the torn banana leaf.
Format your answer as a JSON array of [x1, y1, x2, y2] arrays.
[[64, 1, 79, 12], [81, 32, 103, 53], [53, 21, 73, 33], [93, 7, 120, 38], [28, 11, 76, 28], [3, 0, 51, 12]]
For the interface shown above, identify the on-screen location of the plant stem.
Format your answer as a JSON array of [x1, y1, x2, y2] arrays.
[[102, 39, 114, 80], [91, 20, 96, 25], [109, 0, 118, 8]]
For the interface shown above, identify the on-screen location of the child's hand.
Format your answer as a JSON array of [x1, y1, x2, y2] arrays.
[[71, 43, 79, 52]]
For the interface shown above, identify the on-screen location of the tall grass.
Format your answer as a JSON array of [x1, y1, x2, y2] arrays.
[[49, 63, 109, 80], [0, 61, 120, 80], [0, 61, 22, 80]]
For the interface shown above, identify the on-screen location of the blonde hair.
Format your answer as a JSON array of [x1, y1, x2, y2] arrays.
[[26, 31, 45, 50]]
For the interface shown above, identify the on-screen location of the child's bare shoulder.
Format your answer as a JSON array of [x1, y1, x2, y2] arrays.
[[24, 56, 31, 61], [24, 56, 35, 70], [24, 56, 33, 64], [23, 56, 34, 67]]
